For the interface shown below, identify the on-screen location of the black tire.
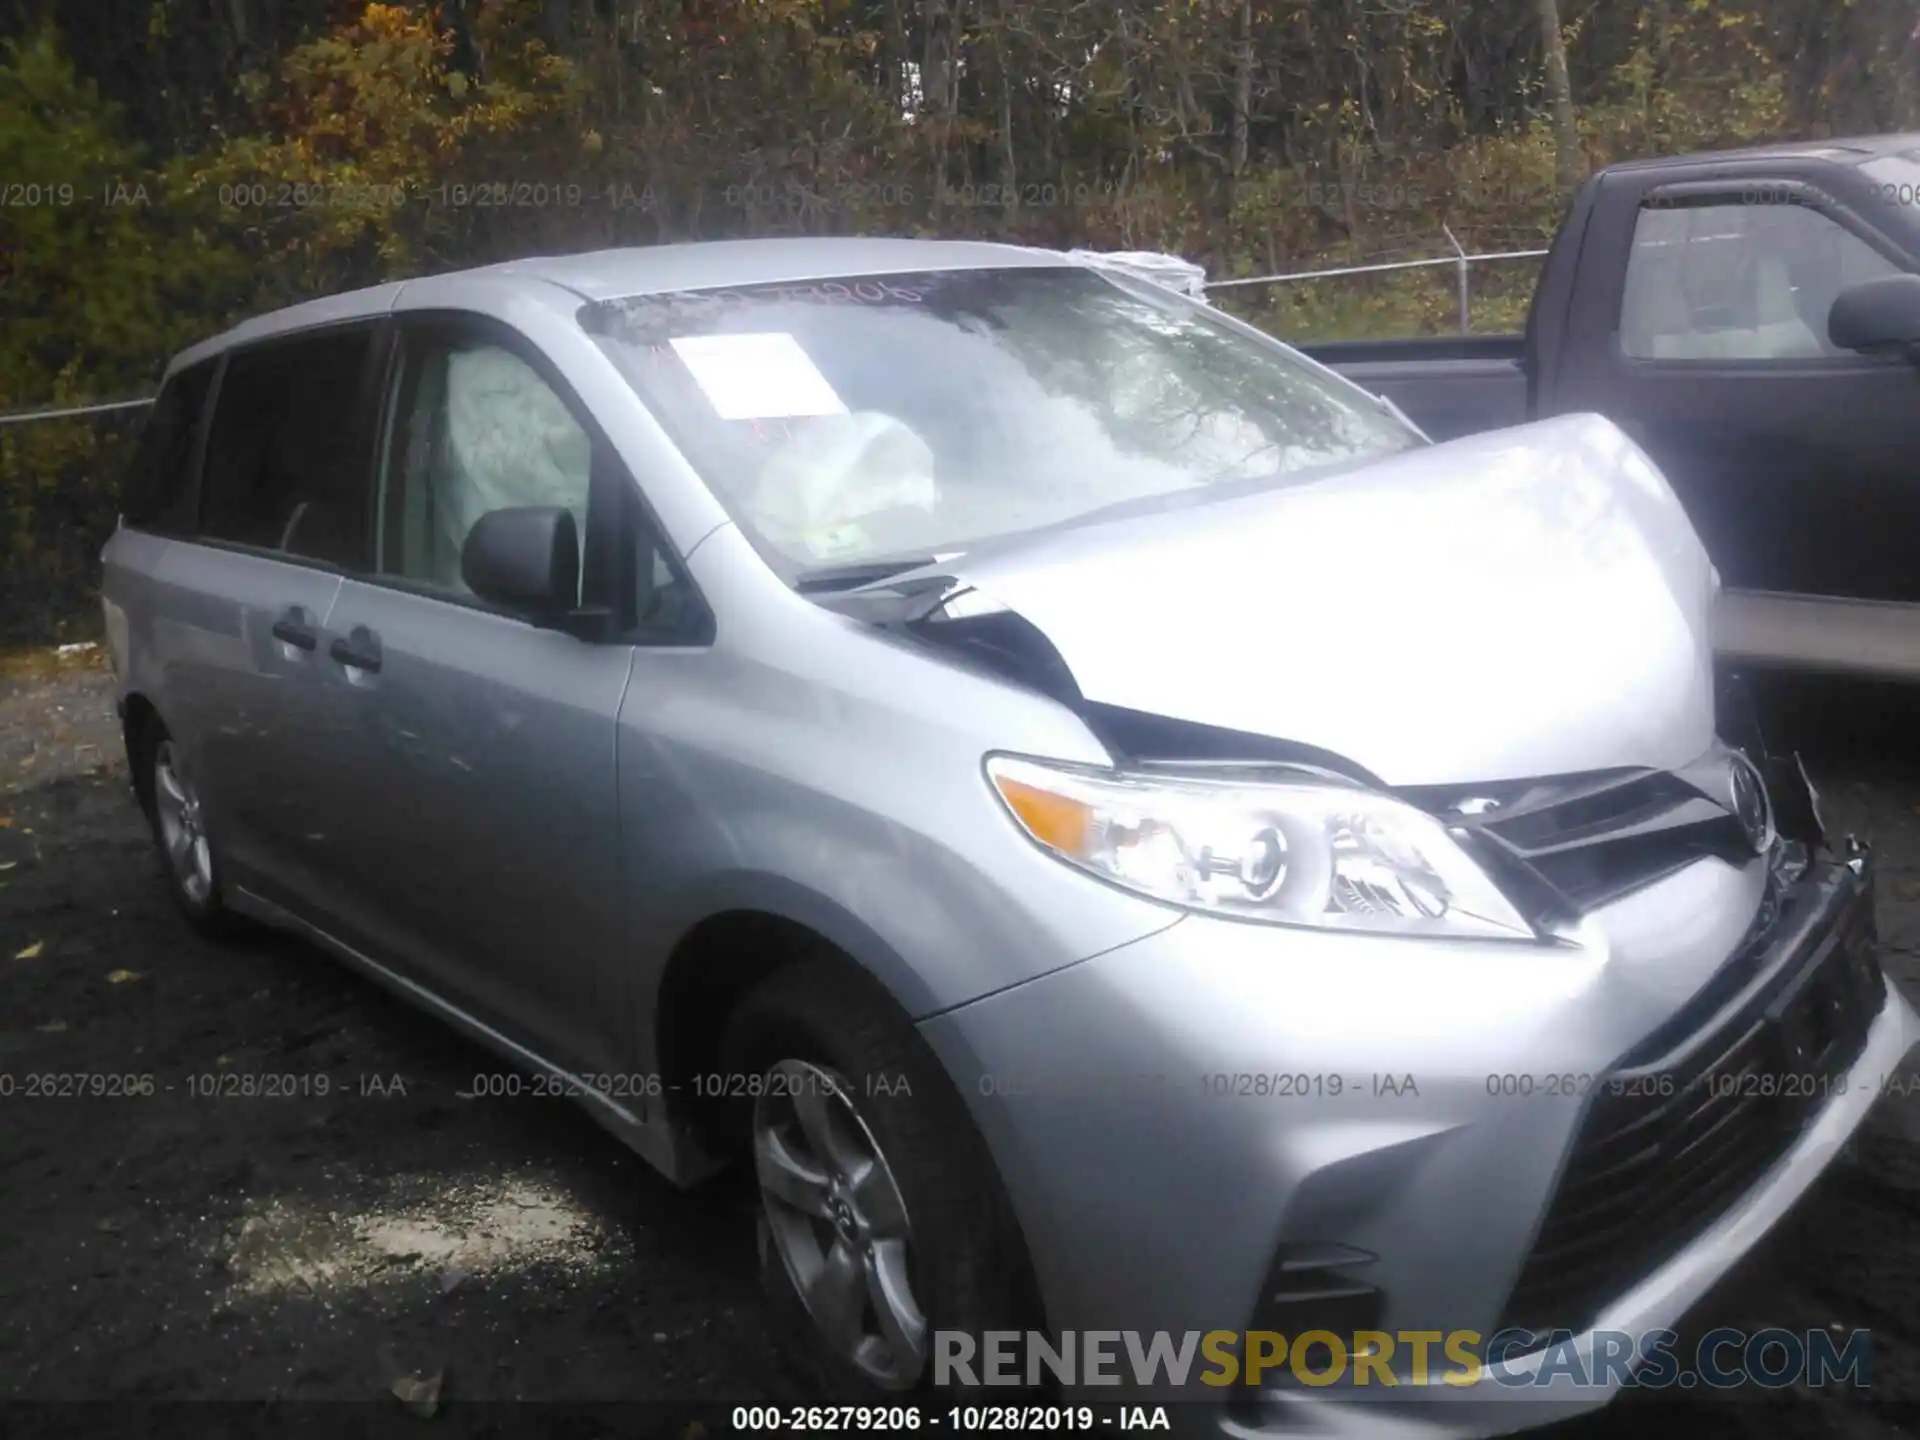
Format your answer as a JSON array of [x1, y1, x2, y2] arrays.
[[131, 716, 242, 939], [721, 960, 1043, 1402]]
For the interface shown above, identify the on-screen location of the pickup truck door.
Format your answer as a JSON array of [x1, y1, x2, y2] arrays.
[[1546, 170, 1920, 617]]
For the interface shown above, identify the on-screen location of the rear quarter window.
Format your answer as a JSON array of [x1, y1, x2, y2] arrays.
[[121, 359, 216, 532]]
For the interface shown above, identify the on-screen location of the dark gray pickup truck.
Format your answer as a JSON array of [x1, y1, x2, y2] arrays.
[[1299, 133, 1920, 681]]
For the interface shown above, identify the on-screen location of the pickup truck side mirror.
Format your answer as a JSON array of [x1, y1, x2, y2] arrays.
[[461, 505, 585, 626], [1828, 274, 1920, 361]]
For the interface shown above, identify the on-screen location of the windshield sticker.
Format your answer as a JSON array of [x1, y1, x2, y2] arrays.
[[668, 332, 849, 421], [616, 279, 927, 321], [582, 277, 960, 345], [763, 279, 926, 305]]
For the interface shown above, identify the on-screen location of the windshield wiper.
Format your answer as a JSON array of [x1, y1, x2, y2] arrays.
[[793, 557, 946, 593]]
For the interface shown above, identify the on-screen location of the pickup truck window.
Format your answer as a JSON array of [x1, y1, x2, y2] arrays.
[[1620, 200, 1902, 362]]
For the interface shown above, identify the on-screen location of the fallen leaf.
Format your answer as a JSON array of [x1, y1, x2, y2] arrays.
[[95, 1216, 122, 1234], [35, 1020, 67, 1033], [0, 861, 16, 870], [0, 815, 11, 828], [105, 968, 143, 984], [13, 940, 44, 960], [390, 1370, 443, 1418]]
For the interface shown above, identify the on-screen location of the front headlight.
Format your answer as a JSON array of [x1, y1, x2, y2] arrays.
[[986, 754, 1535, 941]]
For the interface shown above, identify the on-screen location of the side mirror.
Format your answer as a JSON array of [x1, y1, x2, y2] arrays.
[[1828, 274, 1920, 359], [460, 506, 582, 624]]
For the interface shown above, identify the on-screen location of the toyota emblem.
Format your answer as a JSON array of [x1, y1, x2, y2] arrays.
[[1728, 751, 1775, 855]]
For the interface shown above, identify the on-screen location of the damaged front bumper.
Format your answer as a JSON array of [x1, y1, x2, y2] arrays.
[[1221, 855, 1914, 1439], [919, 806, 1916, 1438]]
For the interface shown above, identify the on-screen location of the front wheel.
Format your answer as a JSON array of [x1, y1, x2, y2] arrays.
[[723, 962, 1041, 1400], [755, 1055, 929, 1389]]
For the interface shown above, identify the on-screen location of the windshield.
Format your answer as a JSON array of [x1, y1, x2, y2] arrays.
[[585, 266, 1421, 578]]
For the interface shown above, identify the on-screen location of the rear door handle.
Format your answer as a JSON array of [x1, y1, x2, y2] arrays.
[[271, 607, 318, 651], [329, 627, 383, 674]]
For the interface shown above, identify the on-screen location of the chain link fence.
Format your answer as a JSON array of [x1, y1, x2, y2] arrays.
[[1208, 239, 1550, 342], [0, 398, 152, 647]]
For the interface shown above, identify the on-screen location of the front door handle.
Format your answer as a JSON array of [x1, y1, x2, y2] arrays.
[[329, 627, 383, 674], [271, 607, 318, 651]]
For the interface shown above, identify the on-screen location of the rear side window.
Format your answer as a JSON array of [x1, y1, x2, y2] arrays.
[[122, 360, 216, 531], [198, 328, 376, 567]]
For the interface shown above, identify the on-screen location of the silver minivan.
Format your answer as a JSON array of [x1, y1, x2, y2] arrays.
[[103, 238, 1918, 1435]]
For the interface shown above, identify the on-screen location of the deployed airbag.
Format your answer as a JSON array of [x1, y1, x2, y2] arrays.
[[428, 346, 592, 588], [751, 411, 939, 558]]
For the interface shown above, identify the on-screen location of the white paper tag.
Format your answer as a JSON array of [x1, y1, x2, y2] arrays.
[[668, 333, 849, 421]]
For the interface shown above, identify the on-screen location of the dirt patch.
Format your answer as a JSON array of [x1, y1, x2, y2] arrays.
[[220, 1172, 619, 1303]]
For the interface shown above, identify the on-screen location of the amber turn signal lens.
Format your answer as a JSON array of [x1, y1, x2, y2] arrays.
[[992, 775, 1093, 857]]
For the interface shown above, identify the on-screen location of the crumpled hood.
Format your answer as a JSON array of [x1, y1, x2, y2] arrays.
[[912, 412, 1719, 788]]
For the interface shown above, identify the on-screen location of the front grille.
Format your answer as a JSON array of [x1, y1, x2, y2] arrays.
[[1407, 767, 1754, 916], [1497, 867, 1884, 1340]]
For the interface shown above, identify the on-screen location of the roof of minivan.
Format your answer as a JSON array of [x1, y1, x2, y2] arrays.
[[1598, 132, 1920, 175], [176, 236, 1073, 369]]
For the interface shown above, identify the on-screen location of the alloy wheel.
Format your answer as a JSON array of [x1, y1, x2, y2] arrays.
[[752, 1058, 929, 1390], [152, 740, 213, 906]]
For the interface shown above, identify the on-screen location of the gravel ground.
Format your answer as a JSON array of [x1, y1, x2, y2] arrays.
[[3, 651, 1920, 1438]]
